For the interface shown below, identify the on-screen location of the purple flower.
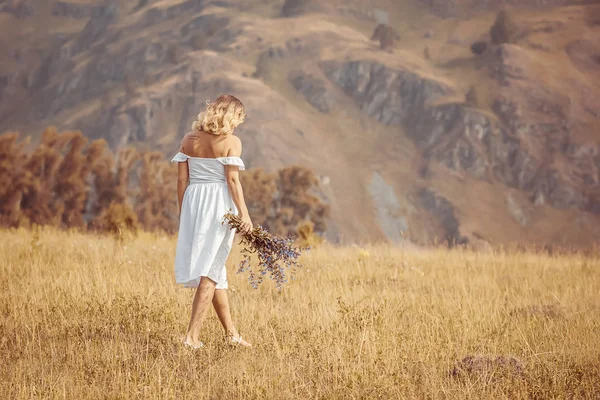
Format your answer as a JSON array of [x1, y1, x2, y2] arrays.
[[223, 212, 308, 289]]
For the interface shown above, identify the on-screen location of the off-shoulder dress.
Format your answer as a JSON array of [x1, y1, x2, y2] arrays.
[[170, 152, 245, 289]]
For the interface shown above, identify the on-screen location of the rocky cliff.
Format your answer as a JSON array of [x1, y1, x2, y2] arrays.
[[0, 0, 599, 247]]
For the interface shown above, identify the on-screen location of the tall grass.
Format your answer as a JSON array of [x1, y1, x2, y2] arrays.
[[1, 228, 599, 399]]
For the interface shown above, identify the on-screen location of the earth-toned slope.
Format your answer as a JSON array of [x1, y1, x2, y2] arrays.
[[0, 0, 599, 246]]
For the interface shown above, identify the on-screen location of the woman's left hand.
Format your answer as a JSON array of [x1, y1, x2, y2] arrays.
[[239, 214, 253, 234]]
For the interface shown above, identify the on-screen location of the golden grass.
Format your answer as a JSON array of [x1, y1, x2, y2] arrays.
[[1, 228, 599, 399]]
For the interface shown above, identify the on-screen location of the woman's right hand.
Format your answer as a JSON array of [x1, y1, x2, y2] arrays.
[[239, 214, 253, 234]]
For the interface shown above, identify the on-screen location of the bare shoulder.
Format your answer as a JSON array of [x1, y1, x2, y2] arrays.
[[182, 131, 199, 142], [226, 135, 242, 156], [179, 131, 199, 151], [227, 134, 241, 147]]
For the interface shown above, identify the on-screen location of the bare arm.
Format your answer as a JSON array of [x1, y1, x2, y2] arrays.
[[226, 167, 249, 216], [225, 138, 252, 233], [176, 141, 189, 215]]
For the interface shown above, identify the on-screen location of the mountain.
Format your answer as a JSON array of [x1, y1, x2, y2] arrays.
[[1, 0, 599, 247]]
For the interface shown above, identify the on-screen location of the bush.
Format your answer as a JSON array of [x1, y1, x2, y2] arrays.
[[465, 86, 479, 106], [490, 10, 521, 45], [166, 44, 183, 64], [296, 220, 323, 248], [470, 41, 488, 55], [190, 33, 206, 50], [133, 0, 148, 12], [371, 24, 396, 52], [281, 0, 313, 17], [92, 202, 139, 239]]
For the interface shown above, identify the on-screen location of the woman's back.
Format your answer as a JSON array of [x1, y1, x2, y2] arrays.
[[180, 130, 238, 159], [174, 130, 244, 183]]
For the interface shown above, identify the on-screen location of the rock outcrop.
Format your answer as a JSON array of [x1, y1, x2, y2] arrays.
[[51, 1, 114, 19], [322, 60, 453, 125], [322, 51, 600, 221], [418, 0, 580, 18], [417, 188, 466, 245], [0, 0, 34, 18], [289, 71, 335, 113]]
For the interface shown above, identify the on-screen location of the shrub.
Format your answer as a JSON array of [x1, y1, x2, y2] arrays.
[[93, 201, 139, 238], [166, 44, 183, 64], [470, 40, 488, 55], [190, 33, 206, 51], [371, 24, 396, 52], [133, 0, 148, 12], [281, 0, 313, 17], [296, 220, 323, 248], [465, 86, 479, 106], [490, 10, 521, 45]]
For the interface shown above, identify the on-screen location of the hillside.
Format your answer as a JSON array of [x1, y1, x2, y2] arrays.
[[1, 0, 599, 246]]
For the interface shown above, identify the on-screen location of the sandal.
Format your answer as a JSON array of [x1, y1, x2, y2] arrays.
[[182, 337, 204, 349], [230, 335, 252, 347]]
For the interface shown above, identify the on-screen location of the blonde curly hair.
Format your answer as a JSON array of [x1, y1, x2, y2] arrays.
[[191, 94, 246, 135]]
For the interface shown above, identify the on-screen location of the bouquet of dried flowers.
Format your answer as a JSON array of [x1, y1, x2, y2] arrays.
[[223, 212, 308, 289]]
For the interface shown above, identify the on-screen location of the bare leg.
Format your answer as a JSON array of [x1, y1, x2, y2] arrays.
[[185, 277, 217, 345], [212, 289, 236, 334], [212, 289, 252, 347]]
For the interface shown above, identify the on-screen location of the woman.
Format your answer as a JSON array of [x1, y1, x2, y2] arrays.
[[171, 94, 253, 349]]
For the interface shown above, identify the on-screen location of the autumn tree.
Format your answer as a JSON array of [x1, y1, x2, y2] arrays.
[[252, 166, 329, 237], [0, 130, 330, 237], [0, 132, 29, 226], [87, 139, 116, 217], [135, 151, 178, 232], [53, 131, 91, 228], [19, 127, 73, 226], [240, 168, 277, 227], [115, 147, 139, 204], [90, 147, 139, 232]]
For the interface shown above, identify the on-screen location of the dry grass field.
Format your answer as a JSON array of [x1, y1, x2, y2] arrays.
[[1, 228, 599, 399]]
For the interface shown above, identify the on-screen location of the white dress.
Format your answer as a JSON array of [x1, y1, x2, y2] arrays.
[[171, 152, 245, 289]]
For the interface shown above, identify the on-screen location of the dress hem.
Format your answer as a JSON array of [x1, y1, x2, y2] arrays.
[[176, 274, 228, 290]]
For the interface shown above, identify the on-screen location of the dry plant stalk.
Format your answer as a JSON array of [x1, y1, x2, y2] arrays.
[[223, 212, 308, 289]]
